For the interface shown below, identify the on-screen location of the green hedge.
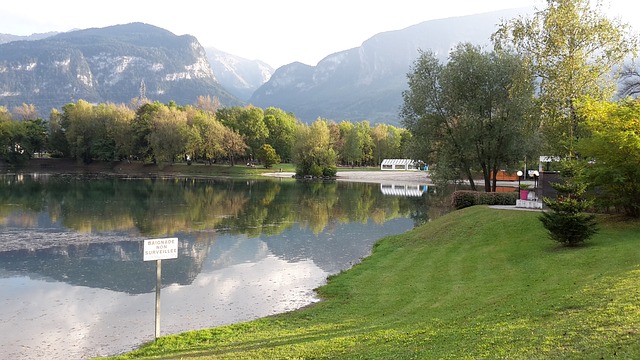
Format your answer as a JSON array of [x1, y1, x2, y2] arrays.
[[452, 190, 518, 209]]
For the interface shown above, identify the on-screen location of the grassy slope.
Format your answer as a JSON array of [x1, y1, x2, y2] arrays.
[[108, 206, 640, 359]]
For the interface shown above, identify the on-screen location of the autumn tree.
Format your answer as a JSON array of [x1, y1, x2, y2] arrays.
[[492, 0, 638, 157], [195, 95, 221, 114], [222, 128, 248, 166], [12, 103, 38, 120]]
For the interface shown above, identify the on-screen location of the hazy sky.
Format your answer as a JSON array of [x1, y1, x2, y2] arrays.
[[1, 0, 637, 68]]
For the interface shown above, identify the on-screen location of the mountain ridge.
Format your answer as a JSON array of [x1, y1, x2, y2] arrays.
[[250, 8, 530, 125], [0, 22, 242, 113]]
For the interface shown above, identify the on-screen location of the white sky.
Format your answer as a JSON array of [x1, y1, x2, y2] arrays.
[[1, 0, 638, 68]]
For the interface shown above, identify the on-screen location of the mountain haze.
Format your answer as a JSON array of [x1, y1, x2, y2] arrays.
[[250, 8, 529, 125], [0, 31, 59, 44], [205, 47, 274, 101], [0, 23, 241, 113]]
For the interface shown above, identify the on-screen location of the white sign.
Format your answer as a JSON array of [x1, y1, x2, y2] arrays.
[[144, 237, 178, 261]]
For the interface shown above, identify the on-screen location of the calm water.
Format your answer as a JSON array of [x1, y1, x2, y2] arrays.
[[0, 174, 437, 359]]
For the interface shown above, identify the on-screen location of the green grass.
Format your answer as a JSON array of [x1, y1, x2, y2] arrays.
[[105, 207, 640, 359]]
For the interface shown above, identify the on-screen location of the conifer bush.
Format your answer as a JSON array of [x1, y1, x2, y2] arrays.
[[539, 160, 598, 246]]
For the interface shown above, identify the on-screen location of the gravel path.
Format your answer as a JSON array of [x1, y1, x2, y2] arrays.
[[263, 170, 432, 186]]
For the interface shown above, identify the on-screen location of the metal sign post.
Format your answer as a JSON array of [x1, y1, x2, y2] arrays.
[[143, 237, 178, 341]]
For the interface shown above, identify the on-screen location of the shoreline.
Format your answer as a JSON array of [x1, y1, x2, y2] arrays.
[[262, 170, 433, 186]]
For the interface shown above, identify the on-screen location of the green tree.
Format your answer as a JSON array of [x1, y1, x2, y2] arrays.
[[20, 118, 48, 158], [401, 44, 536, 191], [493, 0, 638, 157], [293, 119, 337, 177], [107, 104, 136, 160], [576, 97, 640, 217], [47, 109, 69, 157], [263, 107, 297, 162], [257, 143, 281, 168], [148, 106, 188, 164], [63, 100, 97, 163], [539, 160, 598, 246], [240, 106, 268, 159], [133, 102, 165, 163]]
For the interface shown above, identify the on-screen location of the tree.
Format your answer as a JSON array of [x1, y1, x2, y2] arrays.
[[237, 106, 268, 158], [257, 144, 281, 168], [133, 102, 164, 163], [293, 119, 337, 177], [401, 44, 536, 191], [148, 106, 188, 164], [20, 118, 48, 158], [576, 97, 640, 217], [0, 106, 11, 122], [371, 123, 390, 166], [263, 107, 297, 162], [492, 0, 638, 156], [539, 160, 598, 246], [222, 128, 248, 166], [12, 103, 38, 120], [195, 95, 221, 114], [47, 109, 69, 157], [63, 100, 97, 163]]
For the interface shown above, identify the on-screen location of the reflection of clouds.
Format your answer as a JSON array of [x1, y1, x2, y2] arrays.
[[0, 250, 326, 360]]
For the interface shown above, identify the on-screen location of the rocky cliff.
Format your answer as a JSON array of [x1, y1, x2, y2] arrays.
[[0, 22, 241, 113]]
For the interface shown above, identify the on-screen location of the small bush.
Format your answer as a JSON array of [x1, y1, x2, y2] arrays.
[[452, 190, 517, 209], [322, 166, 337, 177]]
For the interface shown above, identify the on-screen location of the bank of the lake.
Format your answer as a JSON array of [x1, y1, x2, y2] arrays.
[[6, 158, 292, 180], [105, 206, 640, 359]]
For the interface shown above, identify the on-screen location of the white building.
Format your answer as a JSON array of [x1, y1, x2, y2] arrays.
[[380, 159, 417, 171]]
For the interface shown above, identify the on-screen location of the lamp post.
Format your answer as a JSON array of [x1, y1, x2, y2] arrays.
[[517, 170, 523, 190], [533, 170, 539, 189]]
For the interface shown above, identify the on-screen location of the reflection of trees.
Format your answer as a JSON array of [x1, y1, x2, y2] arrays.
[[0, 175, 440, 237]]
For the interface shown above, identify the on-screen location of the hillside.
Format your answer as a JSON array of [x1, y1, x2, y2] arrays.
[[0, 23, 242, 114], [205, 47, 274, 101], [250, 8, 528, 125], [109, 206, 640, 359]]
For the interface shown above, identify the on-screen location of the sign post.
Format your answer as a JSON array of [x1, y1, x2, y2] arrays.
[[143, 237, 178, 341]]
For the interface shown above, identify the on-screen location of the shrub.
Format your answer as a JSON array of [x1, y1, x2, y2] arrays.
[[452, 190, 518, 209], [539, 160, 598, 246], [322, 166, 337, 177]]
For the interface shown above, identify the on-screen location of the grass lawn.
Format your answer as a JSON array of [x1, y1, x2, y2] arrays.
[[105, 206, 640, 359]]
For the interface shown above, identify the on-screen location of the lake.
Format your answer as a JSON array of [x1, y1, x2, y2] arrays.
[[0, 174, 439, 359]]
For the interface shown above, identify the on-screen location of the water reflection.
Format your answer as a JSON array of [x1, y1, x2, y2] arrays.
[[380, 183, 428, 197], [0, 175, 443, 359]]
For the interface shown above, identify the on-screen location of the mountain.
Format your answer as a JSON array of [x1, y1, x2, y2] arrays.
[[250, 8, 528, 125], [205, 47, 274, 101], [0, 31, 59, 44], [0, 23, 241, 113]]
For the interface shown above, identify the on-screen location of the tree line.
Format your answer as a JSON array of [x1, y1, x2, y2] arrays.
[[0, 98, 410, 176]]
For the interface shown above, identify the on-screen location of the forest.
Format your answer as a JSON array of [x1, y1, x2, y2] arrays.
[[0, 97, 410, 178]]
